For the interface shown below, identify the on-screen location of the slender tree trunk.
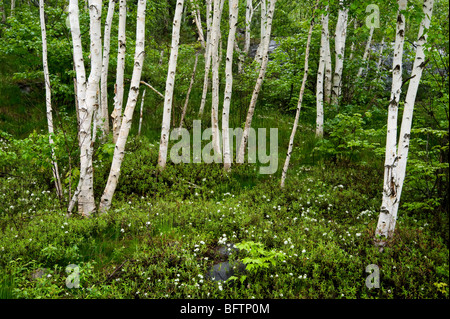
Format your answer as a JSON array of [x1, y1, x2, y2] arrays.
[[69, 0, 103, 217], [236, 0, 276, 163], [198, 0, 213, 116], [190, 0, 206, 49], [158, 0, 185, 170], [280, 1, 317, 188], [210, 0, 225, 160], [255, 0, 267, 64], [99, 0, 116, 137], [315, 8, 328, 138], [223, 0, 239, 171], [323, 13, 332, 105], [40, 0, 63, 200], [111, 0, 127, 144], [179, 52, 199, 128], [10, 0, 15, 17], [331, 0, 348, 106], [357, 26, 374, 78], [99, 0, 146, 213], [375, 0, 433, 244], [376, 36, 385, 72], [138, 88, 146, 136], [349, 19, 356, 60], [244, 0, 253, 55], [1, 0, 6, 23]]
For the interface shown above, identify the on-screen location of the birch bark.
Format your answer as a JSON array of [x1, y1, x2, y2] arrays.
[[357, 26, 375, 78], [210, 0, 225, 160], [198, 0, 213, 116], [331, 0, 348, 106], [111, 0, 127, 144], [280, 2, 317, 188], [99, 0, 146, 213], [315, 8, 328, 138], [323, 13, 332, 105], [179, 52, 199, 128], [40, 0, 63, 199], [99, 0, 116, 137], [375, 0, 434, 243], [158, 0, 185, 169], [190, 0, 206, 49], [138, 88, 145, 136], [223, 0, 239, 171], [236, 0, 276, 163]]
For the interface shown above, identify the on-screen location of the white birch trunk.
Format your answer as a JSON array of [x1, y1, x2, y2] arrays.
[[138, 88, 146, 136], [376, 36, 385, 73], [99, 0, 146, 213], [40, 0, 63, 199], [357, 26, 374, 78], [331, 1, 348, 106], [236, 0, 276, 164], [244, 0, 253, 55], [198, 0, 213, 116], [323, 13, 332, 105], [68, 0, 103, 217], [99, 0, 116, 137], [255, 0, 267, 64], [179, 52, 199, 128], [375, 0, 433, 243], [10, 0, 15, 17], [280, 3, 316, 188], [223, 0, 239, 171], [315, 8, 328, 138], [111, 0, 127, 144], [190, 0, 206, 49], [140, 80, 164, 98], [210, 0, 225, 159], [158, 0, 184, 169]]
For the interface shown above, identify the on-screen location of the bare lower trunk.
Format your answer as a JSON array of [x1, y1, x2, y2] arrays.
[[99, 0, 146, 213], [40, 0, 63, 199], [99, 0, 116, 137], [198, 0, 213, 116], [357, 26, 374, 78], [158, 0, 185, 169], [375, 0, 433, 244], [210, 0, 225, 160], [315, 8, 329, 138], [138, 88, 146, 136], [111, 0, 127, 144], [223, 0, 239, 171], [324, 17, 332, 105], [179, 52, 199, 128], [69, 0, 103, 217], [237, 0, 276, 164], [331, 0, 348, 106], [280, 2, 317, 188]]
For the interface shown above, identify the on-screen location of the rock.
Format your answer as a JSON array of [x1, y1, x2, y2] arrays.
[[30, 268, 48, 280], [207, 261, 246, 282], [217, 244, 239, 257]]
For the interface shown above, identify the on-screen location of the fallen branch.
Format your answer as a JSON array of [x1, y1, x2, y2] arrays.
[[140, 81, 164, 98]]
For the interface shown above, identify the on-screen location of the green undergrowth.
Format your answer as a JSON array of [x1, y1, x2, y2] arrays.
[[0, 158, 448, 299]]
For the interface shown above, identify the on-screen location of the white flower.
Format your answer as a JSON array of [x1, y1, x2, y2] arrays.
[[302, 249, 306, 253], [120, 228, 125, 233]]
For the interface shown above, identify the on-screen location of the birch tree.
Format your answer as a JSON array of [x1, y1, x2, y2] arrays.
[[255, 0, 266, 64], [375, 0, 434, 244], [190, 0, 206, 49], [179, 52, 199, 128], [236, 0, 276, 164], [316, 7, 329, 138], [223, 0, 239, 171], [99, 0, 116, 137], [357, 26, 375, 78], [158, 0, 185, 170], [39, 0, 63, 199], [331, 0, 348, 106], [210, 0, 225, 160], [198, 0, 213, 116], [111, 0, 127, 144], [68, 0, 103, 217], [280, 1, 317, 188], [99, 0, 146, 213], [138, 88, 145, 136], [324, 17, 332, 105]]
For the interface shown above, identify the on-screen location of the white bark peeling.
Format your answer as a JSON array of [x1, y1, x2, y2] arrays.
[[100, 0, 146, 213], [237, 0, 277, 164], [331, 0, 348, 106], [223, 0, 239, 171], [376, 0, 434, 243], [158, 0, 185, 169], [112, 0, 127, 144], [40, 0, 63, 199]]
